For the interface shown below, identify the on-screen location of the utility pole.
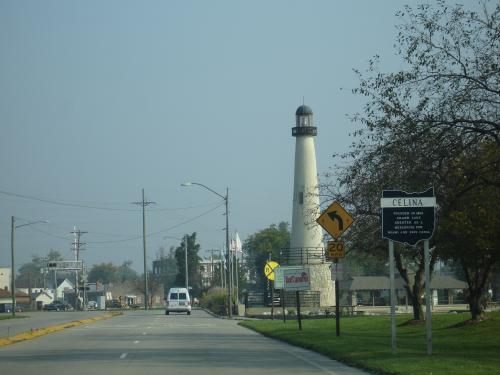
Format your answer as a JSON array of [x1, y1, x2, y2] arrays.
[[133, 189, 155, 310], [71, 227, 87, 310], [184, 235, 189, 290]]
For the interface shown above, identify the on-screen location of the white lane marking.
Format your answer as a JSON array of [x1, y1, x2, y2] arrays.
[[134, 340, 139, 344], [142, 332, 147, 335], [147, 326, 152, 329], [120, 353, 128, 359]]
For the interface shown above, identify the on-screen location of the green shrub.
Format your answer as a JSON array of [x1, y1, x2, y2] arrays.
[[201, 287, 227, 316]]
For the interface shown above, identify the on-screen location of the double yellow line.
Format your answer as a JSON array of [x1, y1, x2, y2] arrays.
[[0, 311, 122, 347]]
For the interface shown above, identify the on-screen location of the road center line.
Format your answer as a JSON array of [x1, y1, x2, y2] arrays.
[[120, 353, 128, 359], [133, 340, 139, 344]]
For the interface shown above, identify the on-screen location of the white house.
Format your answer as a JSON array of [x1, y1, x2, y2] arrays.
[[33, 291, 53, 310], [56, 279, 74, 300], [0, 267, 11, 291]]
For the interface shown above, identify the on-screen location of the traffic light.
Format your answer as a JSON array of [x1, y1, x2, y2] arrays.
[[47, 262, 58, 269]]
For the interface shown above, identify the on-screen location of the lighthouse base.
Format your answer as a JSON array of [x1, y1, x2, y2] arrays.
[[308, 263, 335, 307]]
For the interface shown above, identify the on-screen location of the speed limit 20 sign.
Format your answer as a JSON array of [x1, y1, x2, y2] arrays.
[[326, 240, 345, 261]]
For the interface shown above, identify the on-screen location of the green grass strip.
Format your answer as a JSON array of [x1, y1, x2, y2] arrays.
[[239, 312, 500, 375]]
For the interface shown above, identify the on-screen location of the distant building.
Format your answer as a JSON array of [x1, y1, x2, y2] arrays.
[[0, 267, 11, 291]]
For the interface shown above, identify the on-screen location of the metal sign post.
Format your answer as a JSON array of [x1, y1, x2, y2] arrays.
[[389, 240, 397, 354], [317, 202, 354, 338], [424, 239, 432, 355], [335, 261, 340, 337]]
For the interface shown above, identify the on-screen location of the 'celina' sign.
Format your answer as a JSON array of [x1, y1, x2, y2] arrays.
[[381, 188, 436, 246]]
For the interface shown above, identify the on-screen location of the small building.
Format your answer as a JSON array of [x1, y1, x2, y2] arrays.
[[0, 267, 11, 291], [0, 288, 30, 308], [343, 275, 467, 307], [32, 291, 53, 310]]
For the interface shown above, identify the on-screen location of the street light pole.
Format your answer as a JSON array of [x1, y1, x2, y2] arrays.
[[225, 187, 232, 318], [11, 217, 15, 317], [181, 182, 232, 318], [10, 217, 48, 317], [185, 234, 189, 290]]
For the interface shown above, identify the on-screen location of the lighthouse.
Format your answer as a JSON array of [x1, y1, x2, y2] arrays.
[[290, 105, 335, 307]]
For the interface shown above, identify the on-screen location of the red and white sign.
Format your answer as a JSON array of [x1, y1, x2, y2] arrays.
[[283, 267, 310, 291]]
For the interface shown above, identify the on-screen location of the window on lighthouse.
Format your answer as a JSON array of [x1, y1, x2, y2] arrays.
[[301, 117, 308, 126], [299, 192, 304, 204]]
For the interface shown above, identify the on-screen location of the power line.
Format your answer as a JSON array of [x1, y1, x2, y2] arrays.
[[86, 202, 225, 244], [0, 189, 219, 212]]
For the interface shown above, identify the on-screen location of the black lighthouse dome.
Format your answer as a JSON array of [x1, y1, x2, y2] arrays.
[[295, 105, 313, 116]]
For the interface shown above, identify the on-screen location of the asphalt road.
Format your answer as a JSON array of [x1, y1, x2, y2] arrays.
[[0, 309, 369, 375]]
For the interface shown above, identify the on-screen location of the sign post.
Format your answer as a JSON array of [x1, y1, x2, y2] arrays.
[[282, 267, 310, 331], [317, 202, 353, 337], [264, 260, 279, 320], [381, 188, 436, 355]]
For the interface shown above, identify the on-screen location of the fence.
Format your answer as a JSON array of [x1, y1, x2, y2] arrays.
[[245, 290, 320, 308]]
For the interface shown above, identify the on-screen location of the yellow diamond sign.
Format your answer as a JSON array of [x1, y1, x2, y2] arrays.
[[316, 202, 354, 239], [264, 261, 280, 281]]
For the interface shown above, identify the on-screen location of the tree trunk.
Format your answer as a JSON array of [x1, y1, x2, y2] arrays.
[[395, 249, 425, 321], [462, 258, 493, 322]]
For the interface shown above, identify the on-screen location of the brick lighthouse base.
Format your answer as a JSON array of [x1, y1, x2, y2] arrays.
[[309, 263, 335, 307]]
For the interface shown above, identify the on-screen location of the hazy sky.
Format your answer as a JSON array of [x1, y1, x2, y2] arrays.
[[0, 1, 477, 272]]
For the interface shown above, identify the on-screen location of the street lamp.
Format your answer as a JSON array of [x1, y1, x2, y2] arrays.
[[181, 182, 232, 318], [11, 217, 48, 317]]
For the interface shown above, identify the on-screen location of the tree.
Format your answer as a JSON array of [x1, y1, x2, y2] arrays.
[[153, 246, 178, 291], [88, 263, 119, 284], [174, 233, 202, 296], [243, 222, 290, 290], [325, 1, 499, 321], [437, 145, 500, 320], [16, 249, 66, 288], [117, 260, 138, 283]]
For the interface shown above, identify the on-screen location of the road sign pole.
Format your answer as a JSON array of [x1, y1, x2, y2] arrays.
[[335, 261, 340, 337], [282, 290, 286, 323], [389, 240, 397, 354], [296, 291, 302, 331], [424, 239, 432, 355]]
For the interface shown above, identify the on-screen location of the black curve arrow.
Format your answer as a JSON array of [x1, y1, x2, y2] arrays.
[[328, 210, 344, 231]]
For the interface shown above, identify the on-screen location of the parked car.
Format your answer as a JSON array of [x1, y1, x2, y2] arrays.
[[0, 303, 23, 313], [165, 287, 191, 315], [87, 300, 98, 309], [43, 300, 72, 311], [105, 299, 122, 309]]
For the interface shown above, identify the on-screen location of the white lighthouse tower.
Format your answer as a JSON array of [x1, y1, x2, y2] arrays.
[[290, 105, 334, 307]]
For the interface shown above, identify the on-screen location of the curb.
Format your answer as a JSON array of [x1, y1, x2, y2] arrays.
[[0, 311, 122, 347]]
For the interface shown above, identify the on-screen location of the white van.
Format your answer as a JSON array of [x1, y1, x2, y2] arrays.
[[165, 287, 191, 315]]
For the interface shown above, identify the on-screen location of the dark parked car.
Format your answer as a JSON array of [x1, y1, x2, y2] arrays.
[[0, 303, 24, 313], [43, 300, 72, 311], [105, 299, 122, 309]]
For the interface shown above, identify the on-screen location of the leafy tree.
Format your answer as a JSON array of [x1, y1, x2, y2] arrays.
[[437, 146, 500, 320], [324, 1, 499, 321], [16, 249, 66, 288], [153, 246, 178, 292], [243, 222, 290, 291], [174, 233, 202, 296], [88, 262, 119, 284], [117, 260, 138, 283]]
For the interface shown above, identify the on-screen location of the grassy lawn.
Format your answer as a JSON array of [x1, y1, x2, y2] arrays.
[[239, 312, 500, 375]]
